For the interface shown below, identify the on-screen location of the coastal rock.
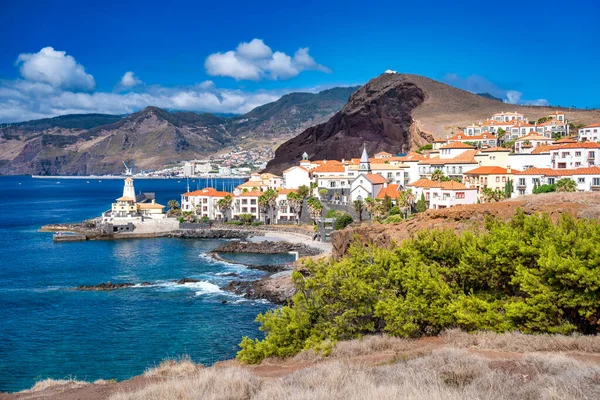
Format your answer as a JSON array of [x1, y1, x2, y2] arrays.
[[75, 282, 135, 291], [225, 272, 295, 304], [175, 278, 201, 284], [213, 240, 321, 256], [168, 229, 254, 239]]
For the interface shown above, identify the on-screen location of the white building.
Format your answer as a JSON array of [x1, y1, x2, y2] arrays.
[[550, 143, 600, 169], [578, 123, 600, 142], [514, 133, 554, 154], [282, 166, 311, 189], [181, 188, 231, 220], [407, 178, 478, 210], [103, 178, 166, 223]]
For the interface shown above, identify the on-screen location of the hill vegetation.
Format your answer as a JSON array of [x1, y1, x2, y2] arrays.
[[238, 210, 600, 363]]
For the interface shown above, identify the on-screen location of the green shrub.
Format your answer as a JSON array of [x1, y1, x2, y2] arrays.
[[238, 210, 600, 363], [533, 184, 556, 194], [177, 217, 184, 223], [238, 213, 253, 225], [200, 216, 210, 223], [389, 206, 400, 216], [334, 213, 353, 230], [251, 221, 264, 226], [382, 215, 403, 224], [226, 220, 244, 226], [326, 209, 344, 218]]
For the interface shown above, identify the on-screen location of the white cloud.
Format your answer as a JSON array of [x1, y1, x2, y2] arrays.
[[443, 73, 550, 106], [204, 39, 330, 81], [118, 71, 143, 89], [15, 47, 95, 92], [0, 76, 292, 123]]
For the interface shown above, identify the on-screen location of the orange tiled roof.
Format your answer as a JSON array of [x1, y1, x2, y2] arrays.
[[312, 159, 343, 165], [447, 132, 495, 141], [515, 133, 551, 141], [531, 145, 560, 154], [116, 196, 135, 202], [482, 147, 510, 152], [553, 138, 577, 143], [236, 190, 262, 197], [440, 142, 477, 150], [312, 163, 346, 173], [514, 168, 564, 176], [376, 184, 400, 199], [407, 178, 440, 188], [464, 166, 511, 175], [438, 180, 469, 190], [583, 123, 600, 129], [183, 188, 232, 197], [364, 174, 388, 184], [570, 166, 600, 175], [277, 188, 297, 195], [137, 202, 165, 210], [423, 150, 479, 165], [550, 142, 600, 149]]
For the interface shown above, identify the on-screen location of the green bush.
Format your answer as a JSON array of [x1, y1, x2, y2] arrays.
[[325, 209, 344, 218], [200, 216, 210, 223], [226, 220, 244, 226], [335, 213, 353, 230], [389, 206, 400, 216], [251, 221, 264, 226], [177, 217, 184, 223], [382, 215, 404, 224], [533, 184, 556, 194], [238, 210, 600, 363]]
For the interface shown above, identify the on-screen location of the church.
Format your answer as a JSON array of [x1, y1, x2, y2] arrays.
[[349, 147, 392, 202]]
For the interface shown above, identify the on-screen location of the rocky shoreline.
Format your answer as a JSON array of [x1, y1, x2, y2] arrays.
[[211, 240, 322, 257]]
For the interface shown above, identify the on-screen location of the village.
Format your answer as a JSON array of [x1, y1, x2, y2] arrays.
[[97, 110, 600, 229]]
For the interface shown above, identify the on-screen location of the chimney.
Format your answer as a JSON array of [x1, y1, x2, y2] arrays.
[[507, 168, 512, 174], [151, 199, 155, 204]]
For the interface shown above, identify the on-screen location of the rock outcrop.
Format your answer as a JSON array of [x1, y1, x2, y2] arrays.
[[212, 240, 322, 256], [225, 272, 295, 304], [264, 74, 430, 174]]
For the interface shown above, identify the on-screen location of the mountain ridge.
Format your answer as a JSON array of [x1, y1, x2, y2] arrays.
[[0, 86, 359, 175]]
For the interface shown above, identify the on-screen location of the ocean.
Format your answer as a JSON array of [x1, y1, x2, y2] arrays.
[[0, 176, 289, 393]]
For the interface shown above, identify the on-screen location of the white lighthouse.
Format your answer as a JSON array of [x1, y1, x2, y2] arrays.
[[122, 177, 136, 200]]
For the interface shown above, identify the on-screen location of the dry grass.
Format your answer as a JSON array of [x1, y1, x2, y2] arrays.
[[143, 356, 203, 378], [110, 348, 600, 400], [20, 378, 91, 393], [443, 329, 600, 353]]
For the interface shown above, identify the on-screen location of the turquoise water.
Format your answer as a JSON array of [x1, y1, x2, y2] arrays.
[[0, 176, 289, 393]]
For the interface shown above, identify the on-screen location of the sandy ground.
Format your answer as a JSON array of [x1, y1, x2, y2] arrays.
[[247, 231, 332, 255]]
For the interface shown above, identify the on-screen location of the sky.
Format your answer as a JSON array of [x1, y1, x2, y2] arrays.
[[0, 0, 599, 123]]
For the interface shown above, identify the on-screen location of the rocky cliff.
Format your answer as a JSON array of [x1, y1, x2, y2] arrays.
[[264, 74, 433, 174], [0, 87, 357, 175], [265, 73, 600, 174]]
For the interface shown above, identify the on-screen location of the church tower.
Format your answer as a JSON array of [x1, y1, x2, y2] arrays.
[[122, 177, 136, 200], [359, 145, 371, 173]]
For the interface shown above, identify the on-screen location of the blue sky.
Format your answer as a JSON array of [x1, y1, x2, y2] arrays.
[[1, 0, 598, 122]]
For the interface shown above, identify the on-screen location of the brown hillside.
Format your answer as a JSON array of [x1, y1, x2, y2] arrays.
[[265, 73, 600, 175], [330, 192, 600, 259]]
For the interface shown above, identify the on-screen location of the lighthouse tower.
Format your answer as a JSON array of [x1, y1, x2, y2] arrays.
[[122, 177, 136, 200]]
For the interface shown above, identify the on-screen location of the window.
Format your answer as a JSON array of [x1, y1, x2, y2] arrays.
[[330, 181, 336, 188], [589, 152, 595, 159], [502, 176, 506, 182], [576, 151, 581, 156], [578, 178, 585, 184], [251, 199, 256, 205], [387, 172, 392, 179], [593, 178, 600, 186], [575, 162, 581, 167], [548, 178, 555, 185], [456, 192, 465, 199], [519, 178, 526, 185], [496, 177, 500, 183]]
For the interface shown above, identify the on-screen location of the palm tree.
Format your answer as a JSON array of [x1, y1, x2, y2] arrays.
[[555, 178, 577, 193], [258, 189, 278, 224], [216, 194, 233, 222], [287, 192, 303, 225], [306, 197, 323, 222], [431, 169, 445, 182], [167, 199, 181, 217], [353, 199, 364, 222], [364, 197, 375, 220]]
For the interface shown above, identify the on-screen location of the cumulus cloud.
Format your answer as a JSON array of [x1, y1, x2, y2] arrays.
[[443, 73, 550, 106], [205, 39, 330, 81], [15, 47, 95, 92], [0, 45, 333, 123], [0, 75, 298, 123], [118, 71, 143, 89]]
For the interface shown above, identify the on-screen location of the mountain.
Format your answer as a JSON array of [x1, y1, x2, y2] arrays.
[[477, 92, 504, 102], [264, 73, 600, 174], [0, 86, 358, 175]]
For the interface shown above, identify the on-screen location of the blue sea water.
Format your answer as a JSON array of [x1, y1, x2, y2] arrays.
[[0, 176, 289, 393]]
